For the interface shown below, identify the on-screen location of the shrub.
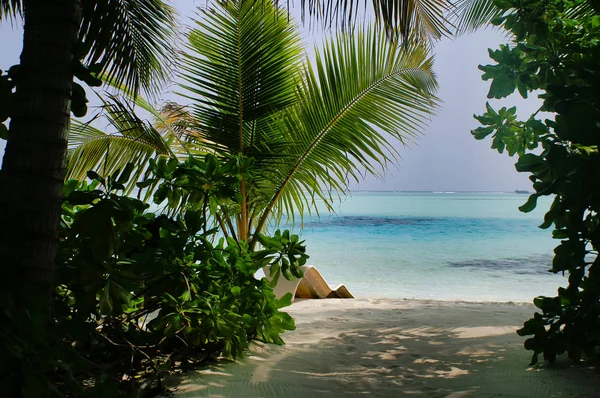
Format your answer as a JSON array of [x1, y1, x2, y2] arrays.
[[0, 159, 307, 396], [473, 0, 600, 365]]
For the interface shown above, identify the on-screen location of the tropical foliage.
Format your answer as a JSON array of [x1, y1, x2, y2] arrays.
[[1, 163, 305, 396], [302, 0, 453, 41], [0, 0, 504, 319], [66, 94, 193, 194], [0, 0, 516, 395], [452, 0, 504, 33], [0, 0, 179, 318], [0, 0, 441, 394], [70, 0, 440, 252], [472, 0, 600, 365], [0, 0, 178, 96]]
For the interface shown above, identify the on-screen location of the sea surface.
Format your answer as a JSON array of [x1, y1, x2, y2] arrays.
[[280, 191, 566, 302]]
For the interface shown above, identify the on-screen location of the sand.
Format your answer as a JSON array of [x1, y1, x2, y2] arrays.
[[169, 299, 600, 397]]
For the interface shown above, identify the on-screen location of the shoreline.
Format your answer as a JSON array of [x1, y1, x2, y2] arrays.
[[170, 298, 600, 397], [291, 296, 538, 306]]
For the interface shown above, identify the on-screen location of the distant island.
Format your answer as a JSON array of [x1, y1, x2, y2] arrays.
[[515, 190, 530, 194]]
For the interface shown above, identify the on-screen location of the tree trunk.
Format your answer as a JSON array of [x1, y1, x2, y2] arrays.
[[0, 0, 81, 308]]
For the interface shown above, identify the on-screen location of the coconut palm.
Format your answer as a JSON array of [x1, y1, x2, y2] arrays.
[[0, 0, 177, 304], [0, 0, 504, 306], [69, 0, 440, 249]]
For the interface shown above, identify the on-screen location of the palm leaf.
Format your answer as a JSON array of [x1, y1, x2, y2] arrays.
[[452, 0, 503, 33], [78, 0, 178, 97], [252, 26, 439, 242], [67, 94, 185, 194], [178, 0, 304, 155], [178, 0, 306, 240], [452, 0, 599, 34], [101, 78, 198, 157], [0, 0, 21, 21], [561, 0, 598, 18], [299, 0, 453, 41], [1, 1, 176, 95]]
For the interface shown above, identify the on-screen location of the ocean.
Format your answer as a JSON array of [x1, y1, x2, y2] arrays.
[[283, 192, 565, 302]]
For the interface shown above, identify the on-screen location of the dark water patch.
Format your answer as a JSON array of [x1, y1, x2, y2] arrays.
[[302, 216, 436, 228], [447, 255, 555, 276], [295, 215, 530, 228], [289, 216, 543, 239]]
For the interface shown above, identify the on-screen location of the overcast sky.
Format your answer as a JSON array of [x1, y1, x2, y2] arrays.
[[0, 2, 541, 192]]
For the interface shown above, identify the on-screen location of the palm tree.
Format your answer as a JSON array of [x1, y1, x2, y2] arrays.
[[0, 0, 177, 306], [0, 0, 503, 309], [69, 0, 440, 250]]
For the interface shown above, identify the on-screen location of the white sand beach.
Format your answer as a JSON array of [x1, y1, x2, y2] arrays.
[[170, 299, 600, 397]]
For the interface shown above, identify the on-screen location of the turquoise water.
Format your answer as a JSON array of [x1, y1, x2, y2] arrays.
[[282, 192, 565, 302]]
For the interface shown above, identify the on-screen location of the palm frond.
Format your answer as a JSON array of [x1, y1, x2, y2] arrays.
[[67, 94, 185, 193], [0, 0, 21, 21], [178, 0, 304, 155], [153, 102, 202, 152], [299, 0, 453, 42], [566, 0, 599, 18], [78, 0, 178, 97], [99, 80, 196, 156], [452, 0, 503, 34], [253, 26, 439, 239], [452, 0, 599, 34]]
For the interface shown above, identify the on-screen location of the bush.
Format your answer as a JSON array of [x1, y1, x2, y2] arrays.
[[0, 159, 307, 396], [473, 0, 600, 365]]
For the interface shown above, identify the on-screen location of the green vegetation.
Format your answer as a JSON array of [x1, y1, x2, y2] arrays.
[[473, 0, 600, 365], [0, 0, 457, 322], [0, 0, 445, 395], [2, 162, 302, 396], [4, 0, 597, 393], [0, 0, 179, 327], [68, 0, 439, 252]]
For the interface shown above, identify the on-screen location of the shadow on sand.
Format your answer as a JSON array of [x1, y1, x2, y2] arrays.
[[167, 300, 600, 398]]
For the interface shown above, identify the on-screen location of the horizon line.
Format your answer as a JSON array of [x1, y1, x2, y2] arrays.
[[329, 189, 532, 193]]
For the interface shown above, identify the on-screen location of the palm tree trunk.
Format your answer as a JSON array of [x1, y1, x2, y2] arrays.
[[0, 0, 81, 308]]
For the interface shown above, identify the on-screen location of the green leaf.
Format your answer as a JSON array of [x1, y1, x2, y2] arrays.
[[533, 296, 556, 312], [79, 0, 178, 97], [518, 194, 538, 213], [116, 162, 135, 184], [136, 179, 157, 189], [0, 123, 7, 140], [66, 94, 186, 196], [71, 82, 89, 117], [86, 170, 105, 185], [154, 184, 169, 204], [275, 292, 293, 308], [99, 283, 114, 315], [515, 154, 546, 172], [167, 187, 181, 208], [551, 230, 568, 239], [471, 126, 494, 140], [184, 210, 202, 234], [526, 119, 547, 135], [488, 74, 517, 99], [517, 80, 528, 98], [74, 61, 103, 87], [180, 290, 191, 302]]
